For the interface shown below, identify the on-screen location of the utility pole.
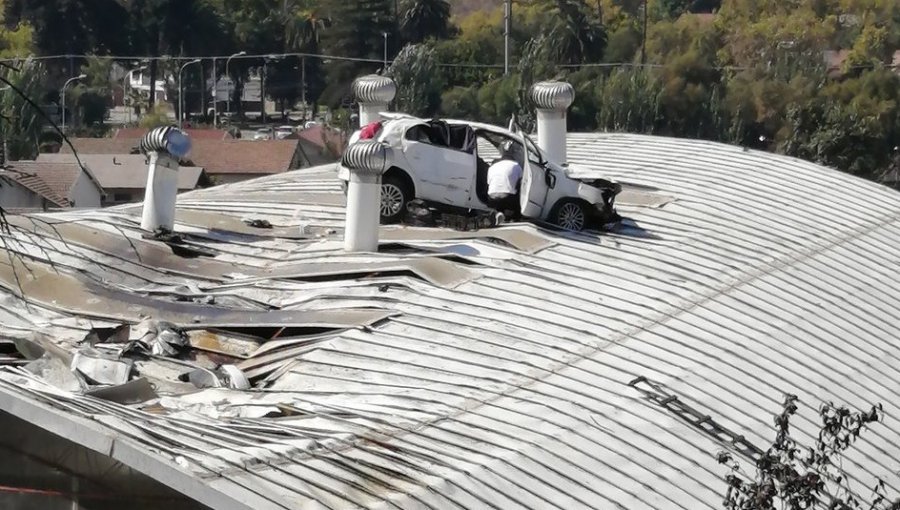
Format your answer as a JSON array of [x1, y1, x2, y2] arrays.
[[640, 0, 648, 66], [504, 0, 511, 75]]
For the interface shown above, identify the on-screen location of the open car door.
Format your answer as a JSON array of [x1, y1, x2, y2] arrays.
[[519, 133, 549, 218]]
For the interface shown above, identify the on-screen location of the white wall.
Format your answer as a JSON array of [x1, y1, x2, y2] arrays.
[[0, 181, 44, 209], [69, 171, 102, 208]]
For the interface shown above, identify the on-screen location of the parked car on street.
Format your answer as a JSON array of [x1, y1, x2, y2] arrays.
[[274, 126, 295, 139], [252, 127, 272, 140], [336, 113, 621, 231]]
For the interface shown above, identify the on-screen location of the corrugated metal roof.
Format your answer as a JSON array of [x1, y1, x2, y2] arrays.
[[0, 132, 899, 509]]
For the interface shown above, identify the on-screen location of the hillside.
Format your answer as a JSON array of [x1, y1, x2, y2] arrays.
[[450, 0, 502, 19]]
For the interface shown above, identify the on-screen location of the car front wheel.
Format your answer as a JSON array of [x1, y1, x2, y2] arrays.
[[550, 199, 589, 232], [380, 175, 411, 223]]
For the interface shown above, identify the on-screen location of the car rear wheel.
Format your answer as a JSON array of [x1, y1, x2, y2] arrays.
[[551, 200, 589, 232], [381, 175, 411, 223]]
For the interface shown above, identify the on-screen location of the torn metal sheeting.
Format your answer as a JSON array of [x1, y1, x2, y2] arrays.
[[168, 209, 314, 239], [24, 356, 83, 392], [252, 257, 477, 289], [0, 256, 397, 327], [380, 225, 555, 254], [186, 330, 260, 359], [85, 377, 158, 405], [2, 133, 900, 510], [70, 348, 133, 386], [7, 216, 242, 280]]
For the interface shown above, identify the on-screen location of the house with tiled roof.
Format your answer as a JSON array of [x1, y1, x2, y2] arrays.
[[37, 154, 210, 206], [0, 159, 103, 209], [0, 167, 68, 211], [113, 127, 236, 140], [63, 137, 304, 184]]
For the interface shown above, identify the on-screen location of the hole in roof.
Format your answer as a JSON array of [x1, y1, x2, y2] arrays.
[[287, 269, 426, 284], [210, 325, 339, 340], [378, 242, 485, 266]]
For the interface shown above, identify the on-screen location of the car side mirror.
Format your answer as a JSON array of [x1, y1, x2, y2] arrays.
[[545, 170, 556, 189]]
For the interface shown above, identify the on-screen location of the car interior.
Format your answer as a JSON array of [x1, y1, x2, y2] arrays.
[[475, 130, 526, 206], [403, 121, 525, 207]]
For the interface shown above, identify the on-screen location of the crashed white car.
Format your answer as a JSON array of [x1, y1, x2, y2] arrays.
[[337, 113, 621, 231]]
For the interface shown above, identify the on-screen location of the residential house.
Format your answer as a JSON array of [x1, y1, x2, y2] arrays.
[[113, 128, 237, 141], [37, 154, 209, 206], [0, 167, 68, 211], [62, 137, 305, 185], [297, 124, 347, 166], [0, 159, 103, 208]]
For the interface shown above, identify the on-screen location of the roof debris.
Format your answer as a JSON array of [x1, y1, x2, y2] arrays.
[[0, 132, 897, 510]]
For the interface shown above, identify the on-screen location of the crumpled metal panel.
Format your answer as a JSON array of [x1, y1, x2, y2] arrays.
[[1, 133, 900, 510]]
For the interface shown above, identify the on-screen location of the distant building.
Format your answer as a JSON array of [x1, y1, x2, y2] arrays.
[[62, 137, 305, 185], [37, 154, 209, 206], [0, 159, 103, 209], [0, 167, 68, 211]]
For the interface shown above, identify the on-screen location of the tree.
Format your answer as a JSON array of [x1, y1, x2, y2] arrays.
[[69, 57, 114, 135], [398, 0, 453, 44], [538, 0, 607, 65], [718, 395, 899, 510], [319, 0, 396, 107], [388, 43, 443, 116], [0, 60, 47, 160]]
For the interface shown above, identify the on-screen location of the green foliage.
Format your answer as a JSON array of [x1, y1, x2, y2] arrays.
[[319, 0, 395, 107], [139, 104, 171, 129], [398, 0, 453, 44], [388, 43, 444, 116], [0, 60, 46, 160]]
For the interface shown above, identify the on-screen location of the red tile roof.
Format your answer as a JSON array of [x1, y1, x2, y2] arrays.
[[1, 162, 81, 206], [63, 138, 301, 175], [298, 125, 348, 159], [62, 138, 140, 155], [114, 127, 235, 140]]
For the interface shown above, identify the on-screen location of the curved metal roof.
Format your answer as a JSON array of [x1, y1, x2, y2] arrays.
[[0, 132, 898, 509]]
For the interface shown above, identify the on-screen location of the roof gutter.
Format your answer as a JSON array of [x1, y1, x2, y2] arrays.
[[0, 381, 263, 510]]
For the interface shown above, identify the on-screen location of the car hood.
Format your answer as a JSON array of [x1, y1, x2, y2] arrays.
[[548, 161, 600, 180]]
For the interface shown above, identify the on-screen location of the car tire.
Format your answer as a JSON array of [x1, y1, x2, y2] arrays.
[[550, 199, 590, 232], [380, 175, 411, 224]]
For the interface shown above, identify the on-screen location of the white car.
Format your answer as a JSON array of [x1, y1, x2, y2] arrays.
[[274, 126, 295, 139], [336, 113, 621, 231], [252, 128, 272, 140]]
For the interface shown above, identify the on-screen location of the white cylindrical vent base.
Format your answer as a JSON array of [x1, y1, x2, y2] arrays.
[[536, 108, 568, 165], [359, 103, 388, 128], [141, 152, 180, 231], [344, 172, 382, 252]]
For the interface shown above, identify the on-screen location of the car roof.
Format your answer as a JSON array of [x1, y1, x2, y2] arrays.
[[379, 112, 515, 138]]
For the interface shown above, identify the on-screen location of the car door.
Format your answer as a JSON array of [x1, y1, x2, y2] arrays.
[[402, 122, 475, 207], [519, 133, 550, 218]]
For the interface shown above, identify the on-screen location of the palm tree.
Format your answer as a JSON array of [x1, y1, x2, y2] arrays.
[[281, 0, 326, 52], [398, 0, 452, 45], [544, 0, 607, 65]]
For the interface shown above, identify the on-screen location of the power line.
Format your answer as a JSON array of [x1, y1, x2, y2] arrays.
[[1, 51, 894, 74]]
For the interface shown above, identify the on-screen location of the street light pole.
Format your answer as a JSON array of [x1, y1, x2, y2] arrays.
[[383, 32, 388, 70], [61, 74, 86, 133], [211, 57, 218, 127], [225, 51, 246, 118], [504, 0, 511, 75], [261, 55, 282, 125], [640, 0, 648, 66], [178, 58, 201, 129]]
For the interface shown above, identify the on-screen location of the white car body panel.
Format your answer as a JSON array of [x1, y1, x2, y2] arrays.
[[338, 113, 618, 224]]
